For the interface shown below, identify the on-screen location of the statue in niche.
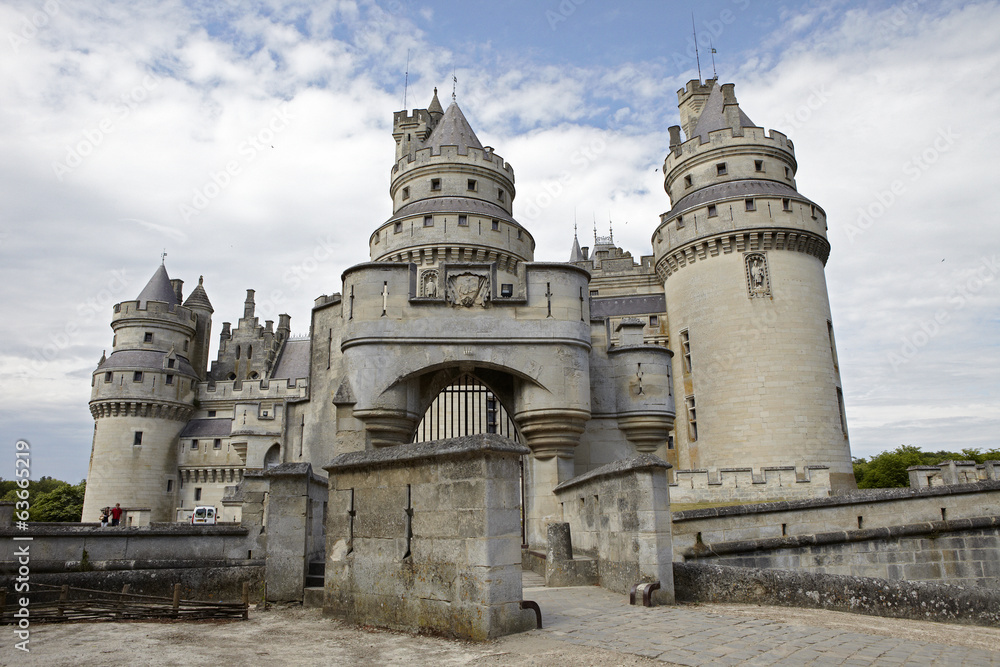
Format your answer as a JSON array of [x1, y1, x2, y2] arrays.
[[447, 272, 490, 308], [421, 270, 438, 298], [745, 253, 771, 298]]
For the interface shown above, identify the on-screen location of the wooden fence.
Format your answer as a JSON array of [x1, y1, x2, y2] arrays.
[[0, 582, 250, 624]]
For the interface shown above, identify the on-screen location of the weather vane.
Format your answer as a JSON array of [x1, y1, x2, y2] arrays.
[[161, 249, 167, 264]]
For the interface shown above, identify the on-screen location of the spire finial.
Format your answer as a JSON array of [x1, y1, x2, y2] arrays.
[[710, 39, 718, 79], [161, 249, 167, 264], [199, 275, 204, 285], [452, 70, 457, 103]]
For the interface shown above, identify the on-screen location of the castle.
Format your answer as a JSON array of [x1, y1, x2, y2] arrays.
[[82, 80, 855, 543]]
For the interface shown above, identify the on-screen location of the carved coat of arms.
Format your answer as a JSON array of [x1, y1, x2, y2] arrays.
[[447, 272, 490, 308]]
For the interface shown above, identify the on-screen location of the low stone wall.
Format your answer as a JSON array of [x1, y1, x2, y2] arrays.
[[0, 524, 261, 601], [909, 460, 999, 488], [669, 465, 831, 504], [679, 516, 1000, 589], [672, 481, 1000, 561], [674, 562, 1000, 627], [553, 455, 673, 603], [323, 434, 537, 640]]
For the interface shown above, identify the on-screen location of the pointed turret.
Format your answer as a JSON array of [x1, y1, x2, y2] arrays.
[[183, 276, 214, 380], [182, 276, 214, 313], [136, 264, 179, 308], [425, 102, 484, 154], [569, 230, 585, 263], [428, 87, 444, 126]]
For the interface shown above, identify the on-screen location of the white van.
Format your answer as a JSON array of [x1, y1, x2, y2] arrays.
[[190, 506, 218, 525]]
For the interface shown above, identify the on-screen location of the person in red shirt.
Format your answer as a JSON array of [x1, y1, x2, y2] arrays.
[[110, 503, 123, 527]]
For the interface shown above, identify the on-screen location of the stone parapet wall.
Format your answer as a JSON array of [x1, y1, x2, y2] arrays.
[[909, 460, 999, 488], [670, 465, 831, 504], [323, 434, 537, 640], [553, 455, 674, 602], [681, 516, 1000, 589], [674, 562, 1000, 628], [672, 481, 1000, 560]]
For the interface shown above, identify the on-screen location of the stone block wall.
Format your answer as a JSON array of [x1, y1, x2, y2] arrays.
[[909, 460, 999, 488], [672, 481, 1000, 560], [553, 455, 674, 602], [670, 465, 831, 504], [323, 434, 537, 640]]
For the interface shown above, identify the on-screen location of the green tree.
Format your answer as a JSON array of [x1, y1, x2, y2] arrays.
[[30, 481, 86, 522], [853, 445, 926, 489]]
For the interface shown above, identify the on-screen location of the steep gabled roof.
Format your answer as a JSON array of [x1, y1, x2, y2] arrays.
[[136, 264, 179, 307], [690, 82, 757, 142], [425, 102, 483, 154]]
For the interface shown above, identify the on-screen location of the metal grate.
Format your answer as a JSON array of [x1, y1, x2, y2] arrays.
[[413, 374, 519, 443]]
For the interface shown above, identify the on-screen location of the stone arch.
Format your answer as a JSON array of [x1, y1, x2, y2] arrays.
[[413, 371, 520, 443], [263, 443, 280, 469]]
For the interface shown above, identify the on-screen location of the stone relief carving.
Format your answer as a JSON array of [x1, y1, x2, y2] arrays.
[[446, 272, 490, 308], [420, 270, 439, 298], [745, 252, 771, 298]]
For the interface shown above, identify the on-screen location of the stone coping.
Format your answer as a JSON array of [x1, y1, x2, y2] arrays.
[[554, 455, 671, 493], [681, 515, 1000, 560], [606, 344, 674, 357], [0, 525, 249, 537], [325, 434, 529, 473], [672, 480, 1000, 522], [264, 462, 328, 484]]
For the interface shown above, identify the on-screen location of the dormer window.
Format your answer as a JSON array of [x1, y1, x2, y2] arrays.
[[167, 358, 175, 368], [716, 163, 727, 176], [430, 178, 441, 191]]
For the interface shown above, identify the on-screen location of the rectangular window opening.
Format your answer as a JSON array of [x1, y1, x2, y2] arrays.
[[649, 315, 659, 327], [167, 358, 175, 368], [133, 371, 143, 382], [680, 329, 692, 373], [497, 188, 505, 202], [208, 410, 216, 417], [754, 159, 764, 172], [707, 204, 717, 217], [491, 219, 499, 231], [191, 440, 199, 450], [394, 221, 402, 233], [716, 163, 727, 176], [684, 174, 692, 188], [402, 186, 410, 200], [458, 214, 468, 226], [501, 283, 513, 297], [104, 372, 113, 383], [467, 179, 477, 191], [686, 395, 698, 441], [745, 198, 756, 212], [782, 198, 792, 212], [194, 488, 202, 502], [143, 332, 153, 343], [165, 374, 174, 385], [166, 479, 173, 493], [423, 215, 433, 227], [133, 432, 143, 446], [430, 178, 441, 191], [213, 438, 222, 450]]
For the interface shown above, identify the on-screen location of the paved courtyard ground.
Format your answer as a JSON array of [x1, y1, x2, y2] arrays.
[[7, 581, 1000, 666]]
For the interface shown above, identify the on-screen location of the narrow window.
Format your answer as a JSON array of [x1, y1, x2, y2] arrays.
[[213, 438, 222, 450], [754, 159, 764, 172], [782, 198, 792, 212], [430, 178, 441, 191], [745, 198, 756, 212], [194, 488, 202, 502], [167, 358, 175, 368], [811, 205, 818, 219], [828, 320, 839, 371], [133, 371, 143, 382], [680, 329, 692, 373], [716, 163, 727, 176], [684, 175, 692, 188], [667, 433, 674, 450], [236, 345, 241, 359], [144, 332, 153, 343], [491, 219, 499, 231], [208, 410, 217, 417], [501, 284, 513, 297], [467, 179, 477, 191], [458, 214, 468, 226], [785, 166, 791, 179], [183, 340, 188, 352], [707, 204, 717, 217], [402, 186, 410, 200], [649, 315, 659, 327], [166, 479, 173, 492], [394, 221, 402, 233], [133, 432, 143, 446], [497, 188, 505, 202], [423, 215, 433, 227], [191, 440, 199, 450], [104, 372, 113, 383], [165, 374, 174, 385], [837, 387, 848, 436], [686, 395, 698, 441], [247, 345, 252, 359]]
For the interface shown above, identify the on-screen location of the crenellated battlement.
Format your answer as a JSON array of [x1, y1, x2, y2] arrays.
[[201, 376, 308, 398], [392, 144, 514, 177], [112, 299, 197, 328], [666, 126, 794, 169], [670, 465, 833, 504]]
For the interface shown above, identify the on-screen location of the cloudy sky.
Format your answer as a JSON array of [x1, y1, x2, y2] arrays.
[[1, 0, 998, 483]]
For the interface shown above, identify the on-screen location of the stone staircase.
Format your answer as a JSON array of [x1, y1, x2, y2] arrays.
[[303, 561, 324, 608]]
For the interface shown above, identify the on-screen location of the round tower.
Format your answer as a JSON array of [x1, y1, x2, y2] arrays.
[[652, 80, 855, 493], [82, 264, 200, 522], [370, 89, 535, 297]]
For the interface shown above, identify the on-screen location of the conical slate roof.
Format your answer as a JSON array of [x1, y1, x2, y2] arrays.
[[569, 233, 585, 262], [183, 275, 214, 313], [426, 102, 483, 154], [428, 88, 444, 116], [690, 82, 757, 142], [136, 264, 179, 307]]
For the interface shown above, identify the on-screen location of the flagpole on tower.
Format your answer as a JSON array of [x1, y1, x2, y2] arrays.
[[710, 39, 718, 79]]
